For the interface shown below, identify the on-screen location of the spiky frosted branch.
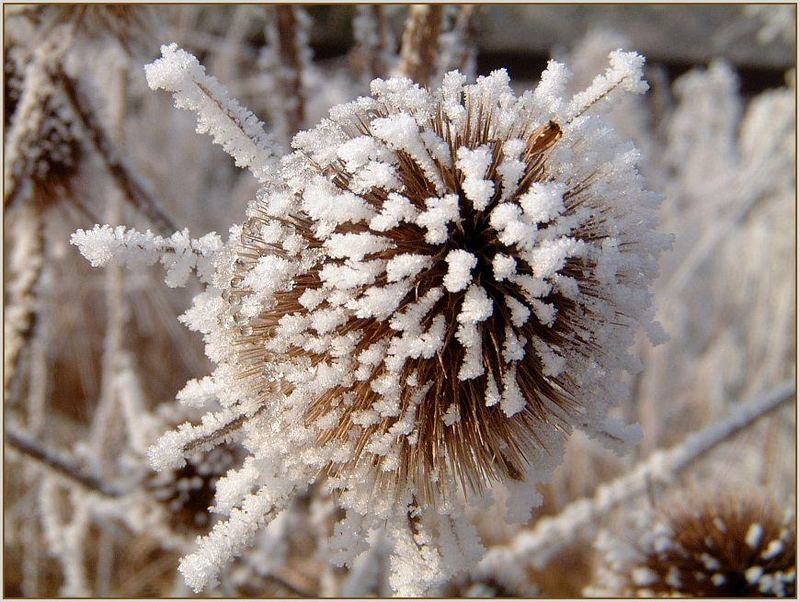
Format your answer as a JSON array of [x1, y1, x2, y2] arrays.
[[478, 379, 796, 592], [145, 43, 281, 184], [70, 225, 223, 288]]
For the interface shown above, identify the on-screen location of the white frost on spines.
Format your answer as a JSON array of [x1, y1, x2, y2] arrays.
[[370, 192, 419, 232], [73, 53, 669, 596], [519, 182, 567, 224], [505, 295, 531, 328], [500, 366, 526, 417], [370, 113, 445, 194], [147, 408, 243, 472], [301, 178, 376, 228], [455, 320, 483, 380], [416, 194, 460, 244], [145, 44, 280, 183], [70, 225, 223, 287], [324, 232, 390, 261], [456, 145, 496, 211], [492, 254, 517, 281], [746, 523, 764, 549], [443, 249, 477, 293], [484, 375, 501, 407], [498, 139, 527, 201], [386, 253, 432, 282]]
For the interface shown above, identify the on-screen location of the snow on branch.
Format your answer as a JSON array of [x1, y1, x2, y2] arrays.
[[7, 428, 125, 497], [145, 43, 281, 184], [70, 224, 223, 287], [565, 50, 649, 122], [178, 483, 297, 592], [478, 379, 796, 592]]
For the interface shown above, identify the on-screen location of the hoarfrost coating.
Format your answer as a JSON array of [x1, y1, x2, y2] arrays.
[[72, 44, 670, 595]]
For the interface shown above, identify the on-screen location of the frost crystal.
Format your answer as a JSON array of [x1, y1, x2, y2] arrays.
[[74, 47, 667, 595]]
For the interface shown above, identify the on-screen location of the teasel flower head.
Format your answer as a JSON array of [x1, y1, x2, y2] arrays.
[[589, 494, 796, 598], [74, 45, 669, 594], [213, 50, 666, 503]]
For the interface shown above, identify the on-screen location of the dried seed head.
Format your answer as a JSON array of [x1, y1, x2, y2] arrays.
[[39, 5, 155, 53], [4, 43, 83, 206], [590, 494, 796, 598], [146, 445, 242, 535], [213, 59, 666, 508]]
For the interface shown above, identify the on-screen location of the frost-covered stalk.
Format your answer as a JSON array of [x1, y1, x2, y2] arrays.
[[76, 46, 667, 595], [39, 479, 91, 596], [145, 43, 281, 185], [90, 65, 131, 463], [352, 5, 395, 83], [4, 203, 44, 396], [436, 5, 480, 82], [262, 6, 311, 137], [478, 379, 795, 593], [397, 4, 444, 85]]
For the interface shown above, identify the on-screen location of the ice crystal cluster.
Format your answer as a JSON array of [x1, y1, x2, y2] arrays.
[[589, 497, 796, 597], [72, 43, 668, 594]]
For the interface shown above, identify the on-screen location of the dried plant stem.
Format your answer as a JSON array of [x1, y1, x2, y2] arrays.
[[398, 5, 443, 85], [272, 6, 306, 134], [7, 429, 125, 497], [55, 70, 178, 235], [4, 204, 45, 397], [478, 379, 796, 588], [90, 65, 131, 462], [265, 573, 316, 599], [438, 5, 479, 80], [355, 5, 392, 81]]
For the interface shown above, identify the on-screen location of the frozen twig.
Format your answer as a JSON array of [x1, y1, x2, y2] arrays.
[[269, 6, 309, 135], [7, 429, 125, 497], [55, 69, 178, 235], [145, 43, 281, 184], [397, 5, 444, 85], [4, 204, 44, 397], [478, 379, 796, 591], [352, 5, 394, 82], [3, 34, 72, 209], [436, 5, 479, 81]]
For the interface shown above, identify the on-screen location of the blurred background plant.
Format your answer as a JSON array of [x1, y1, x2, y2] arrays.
[[3, 3, 796, 597]]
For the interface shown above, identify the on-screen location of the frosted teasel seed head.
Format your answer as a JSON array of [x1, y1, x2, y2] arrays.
[[77, 45, 669, 594], [218, 52, 666, 508], [589, 494, 796, 598]]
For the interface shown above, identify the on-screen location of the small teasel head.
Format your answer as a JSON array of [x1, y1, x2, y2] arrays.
[[589, 493, 796, 598], [146, 444, 244, 535], [4, 41, 83, 207]]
